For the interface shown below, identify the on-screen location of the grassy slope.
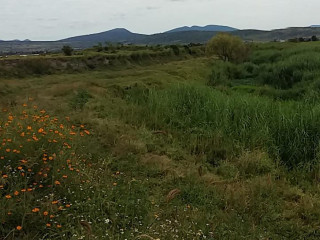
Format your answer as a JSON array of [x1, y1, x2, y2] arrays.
[[1, 56, 320, 239]]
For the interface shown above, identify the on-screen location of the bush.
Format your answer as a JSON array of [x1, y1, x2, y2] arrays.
[[62, 45, 74, 56], [208, 61, 246, 86], [70, 89, 92, 110], [169, 45, 180, 56], [208, 43, 320, 92], [17, 59, 52, 75], [206, 33, 250, 63]]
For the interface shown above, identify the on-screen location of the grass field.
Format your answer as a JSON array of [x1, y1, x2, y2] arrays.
[[1, 43, 320, 239]]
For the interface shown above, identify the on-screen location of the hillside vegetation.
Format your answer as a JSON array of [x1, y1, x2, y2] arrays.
[[1, 42, 320, 239], [0, 45, 205, 78]]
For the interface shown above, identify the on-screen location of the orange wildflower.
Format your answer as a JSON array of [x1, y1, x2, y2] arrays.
[[43, 211, 49, 216], [16, 226, 22, 231], [5, 195, 12, 199], [32, 208, 40, 213]]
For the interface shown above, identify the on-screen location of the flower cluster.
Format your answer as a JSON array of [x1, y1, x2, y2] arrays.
[[0, 103, 90, 235]]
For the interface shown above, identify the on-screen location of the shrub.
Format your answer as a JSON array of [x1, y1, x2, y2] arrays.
[[208, 61, 245, 86], [70, 89, 92, 110], [17, 59, 52, 75], [170, 45, 180, 56], [206, 33, 250, 63], [62, 45, 74, 56]]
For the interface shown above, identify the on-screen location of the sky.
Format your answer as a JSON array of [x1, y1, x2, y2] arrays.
[[1, 0, 319, 41]]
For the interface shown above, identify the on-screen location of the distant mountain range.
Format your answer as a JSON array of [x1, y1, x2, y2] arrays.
[[60, 26, 320, 45], [166, 25, 238, 33], [2, 25, 320, 53], [61, 28, 146, 43]]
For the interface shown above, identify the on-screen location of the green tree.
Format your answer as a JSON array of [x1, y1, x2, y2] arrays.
[[93, 42, 103, 52], [61, 45, 74, 56], [170, 45, 180, 56], [206, 33, 249, 62], [104, 42, 114, 52]]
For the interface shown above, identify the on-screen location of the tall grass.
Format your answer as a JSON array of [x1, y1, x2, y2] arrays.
[[208, 42, 320, 99], [127, 84, 320, 168]]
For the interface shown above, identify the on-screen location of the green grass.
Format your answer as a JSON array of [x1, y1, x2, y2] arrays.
[[2, 45, 320, 239], [208, 42, 320, 101], [124, 84, 320, 168], [0, 45, 205, 78]]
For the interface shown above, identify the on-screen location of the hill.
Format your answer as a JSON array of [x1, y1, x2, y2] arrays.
[[166, 25, 238, 33], [60, 28, 146, 43], [3, 27, 320, 54]]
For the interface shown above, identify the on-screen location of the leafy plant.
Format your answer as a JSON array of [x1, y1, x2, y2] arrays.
[[70, 89, 92, 110]]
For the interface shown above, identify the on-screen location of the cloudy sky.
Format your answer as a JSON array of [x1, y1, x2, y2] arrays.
[[1, 0, 319, 41]]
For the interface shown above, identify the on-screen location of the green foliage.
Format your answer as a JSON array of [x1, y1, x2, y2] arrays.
[[0, 45, 203, 78], [207, 42, 320, 103], [4, 47, 320, 239], [70, 89, 92, 110], [206, 33, 250, 62], [16, 59, 52, 76], [127, 84, 320, 168], [62, 45, 74, 56], [93, 42, 104, 52], [208, 61, 245, 86], [169, 45, 180, 56]]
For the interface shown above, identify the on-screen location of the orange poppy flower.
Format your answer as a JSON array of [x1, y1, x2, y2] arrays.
[[32, 208, 40, 213]]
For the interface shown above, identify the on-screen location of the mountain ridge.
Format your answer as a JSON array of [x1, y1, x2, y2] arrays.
[[166, 25, 238, 33], [3, 26, 320, 53], [60, 28, 147, 43]]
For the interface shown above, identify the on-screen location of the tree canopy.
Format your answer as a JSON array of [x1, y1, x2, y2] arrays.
[[206, 33, 249, 63]]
